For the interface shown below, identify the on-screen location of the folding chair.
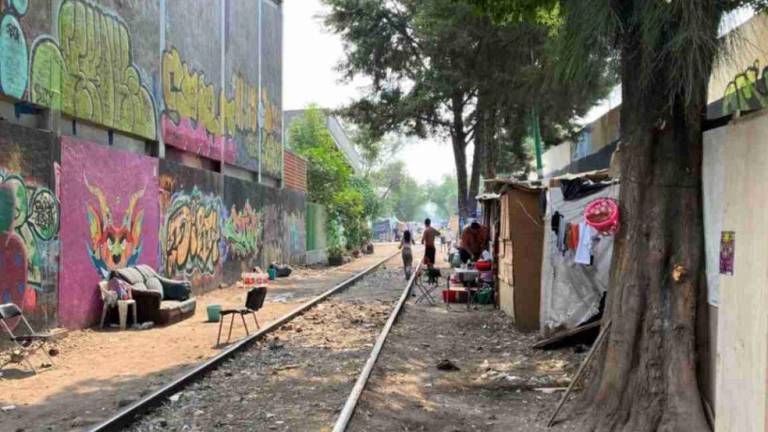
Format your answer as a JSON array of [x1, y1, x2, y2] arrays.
[[414, 267, 440, 305], [217, 286, 268, 346], [0, 303, 55, 374]]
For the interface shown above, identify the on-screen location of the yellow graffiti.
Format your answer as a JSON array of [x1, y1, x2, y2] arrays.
[[162, 47, 259, 138], [29, 0, 157, 140], [261, 88, 282, 176], [163, 189, 224, 277], [722, 59, 768, 114]]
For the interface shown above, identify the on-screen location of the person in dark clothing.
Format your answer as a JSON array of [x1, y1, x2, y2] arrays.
[[421, 218, 440, 268]]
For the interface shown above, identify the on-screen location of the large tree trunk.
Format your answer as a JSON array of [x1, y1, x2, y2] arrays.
[[451, 93, 470, 219], [583, 15, 714, 432]]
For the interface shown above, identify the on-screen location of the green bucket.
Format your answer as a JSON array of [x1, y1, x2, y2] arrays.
[[268, 268, 277, 280], [207, 305, 222, 322]]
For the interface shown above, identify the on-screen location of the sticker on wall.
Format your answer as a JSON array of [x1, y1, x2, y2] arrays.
[[719, 231, 735, 276]]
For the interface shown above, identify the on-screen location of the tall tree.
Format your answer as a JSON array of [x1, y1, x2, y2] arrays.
[[473, 1, 767, 430], [324, 0, 606, 218]]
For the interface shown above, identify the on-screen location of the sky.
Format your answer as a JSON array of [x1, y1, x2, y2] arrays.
[[283, 0, 460, 186], [284, 3, 755, 184]]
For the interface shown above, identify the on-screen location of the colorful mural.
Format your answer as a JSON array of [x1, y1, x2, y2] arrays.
[[0, 123, 60, 330], [260, 0, 283, 179], [162, 187, 226, 277], [28, 0, 157, 139], [0, 0, 297, 331], [224, 200, 260, 260], [85, 179, 146, 278], [60, 137, 159, 329], [159, 160, 226, 291]]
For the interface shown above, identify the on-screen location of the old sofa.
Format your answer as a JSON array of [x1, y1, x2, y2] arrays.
[[110, 265, 196, 326]]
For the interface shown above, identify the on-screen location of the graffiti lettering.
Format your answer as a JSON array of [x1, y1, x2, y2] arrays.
[[162, 47, 261, 167], [261, 89, 282, 177], [722, 60, 768, 115], [224, 201, 260, 259], [29, 0, 157, 139], [85, 178, 145, 279], [162, 188, 226, 277]]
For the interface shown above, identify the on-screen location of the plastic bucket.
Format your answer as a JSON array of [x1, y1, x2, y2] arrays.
[[268, 268, 277, 280], [207, 305, 221, 322]]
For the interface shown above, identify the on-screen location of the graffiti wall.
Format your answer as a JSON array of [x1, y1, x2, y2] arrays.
[[59, 136, 160, 329], [259, 185, 306, 266], [222, 176, 261, 282], [260, 0, 283, 179], [0, 121, 59, 330], [20, 0, 159, 139], [0, 1, 295, 330], [281, 189, 307, 265], [159, 160, 226, 293]]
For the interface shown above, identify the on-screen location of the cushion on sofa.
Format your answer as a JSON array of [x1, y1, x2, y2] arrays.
[[144, 277, 164, 299], [158, 298, 197, 326], [114, 267, 144, 285], [136, 265, 160, 280]]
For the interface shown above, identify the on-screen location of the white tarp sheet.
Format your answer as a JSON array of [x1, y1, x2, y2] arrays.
[[540, 186, 617, 335]]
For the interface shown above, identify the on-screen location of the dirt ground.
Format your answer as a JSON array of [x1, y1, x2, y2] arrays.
[[0, 243, 397, 432], [348, 266, 587, 432], [132, 260, 407, 432]]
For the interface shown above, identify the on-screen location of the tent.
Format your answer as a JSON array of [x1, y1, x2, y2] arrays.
[[539, 171, 617, 335]]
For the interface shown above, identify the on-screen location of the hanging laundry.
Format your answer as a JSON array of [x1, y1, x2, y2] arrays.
[[575, 222, 596, 265], [557, 216, 567, 253], [567, 223, 580, 250]]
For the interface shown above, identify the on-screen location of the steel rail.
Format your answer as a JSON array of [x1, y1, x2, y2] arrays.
[[332, 256, 425, 432], [90, 250, 399, 432]]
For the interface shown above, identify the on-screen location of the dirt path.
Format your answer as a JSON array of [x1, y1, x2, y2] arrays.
[[0, 243, 398, 432], [347, 267, 585, 432], [131, 256, 409, 432]]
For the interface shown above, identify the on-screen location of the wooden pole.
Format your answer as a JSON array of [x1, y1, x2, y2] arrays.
[[547, 319, 612, 428]]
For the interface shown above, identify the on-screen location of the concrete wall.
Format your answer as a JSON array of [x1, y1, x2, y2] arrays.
[[0, 1, 300, 329], [713, 109, 768, 432]]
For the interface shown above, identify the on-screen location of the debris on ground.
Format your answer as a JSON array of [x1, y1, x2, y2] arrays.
[[131, 265, 404, 432], [436, 359, 461, 371]]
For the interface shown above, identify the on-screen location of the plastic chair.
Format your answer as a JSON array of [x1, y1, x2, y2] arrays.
[[217, 287, 268, 346], [0, 303, 55, 374]]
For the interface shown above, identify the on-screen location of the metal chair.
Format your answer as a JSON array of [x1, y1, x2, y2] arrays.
[[217, 287, 268, 346], [0, 303, 55, 374], [414, 268, 440, 305]]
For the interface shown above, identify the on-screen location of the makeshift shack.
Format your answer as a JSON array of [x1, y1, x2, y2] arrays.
[[481, 180, 545, 331], [540, 170, 617, 336]]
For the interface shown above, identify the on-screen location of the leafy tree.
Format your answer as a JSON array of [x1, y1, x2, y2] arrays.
[[471, 1, 768, 431], [323, 0, 608, 216], [424, 175, 459, 220], [288, 106, 371, 250]]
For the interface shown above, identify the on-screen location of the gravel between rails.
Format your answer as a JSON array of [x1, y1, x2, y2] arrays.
[[130, 260, 407, 432]]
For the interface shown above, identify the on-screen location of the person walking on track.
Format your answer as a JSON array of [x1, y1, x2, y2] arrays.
[[421, 218, 441, 268], [400, 229, 416, 279]]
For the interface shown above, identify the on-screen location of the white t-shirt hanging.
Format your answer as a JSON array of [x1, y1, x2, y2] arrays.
[[575, 222, 595, 265]]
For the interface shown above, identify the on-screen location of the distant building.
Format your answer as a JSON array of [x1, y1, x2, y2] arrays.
[[284, 109, 364, 173]]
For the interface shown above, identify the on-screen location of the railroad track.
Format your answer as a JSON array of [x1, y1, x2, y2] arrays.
[[90, 250, 421, 432]]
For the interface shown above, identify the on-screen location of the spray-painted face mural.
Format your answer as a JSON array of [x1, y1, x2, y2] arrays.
[[85, 177, 145, 278]]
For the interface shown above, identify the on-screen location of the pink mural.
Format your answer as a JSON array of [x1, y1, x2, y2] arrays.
[[162, 114, 236, 163], [59, 137, 160, 329]]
